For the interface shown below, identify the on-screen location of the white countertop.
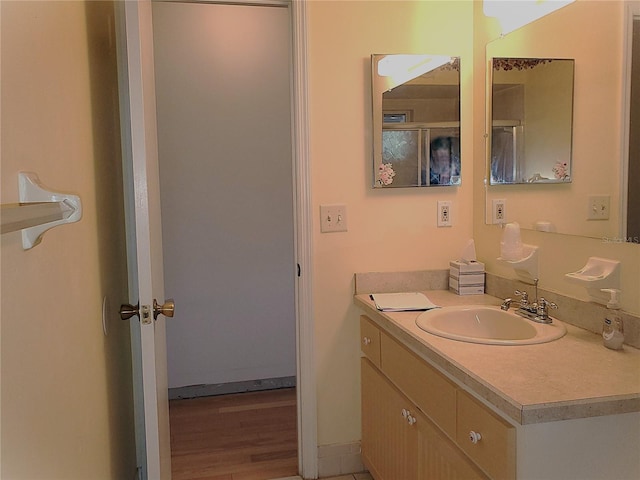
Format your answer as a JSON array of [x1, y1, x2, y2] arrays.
[[355, 290, 640, 425]]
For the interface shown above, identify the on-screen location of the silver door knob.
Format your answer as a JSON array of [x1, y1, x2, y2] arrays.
[[119, 303, 139, 321], [153, 298, 175, 320]]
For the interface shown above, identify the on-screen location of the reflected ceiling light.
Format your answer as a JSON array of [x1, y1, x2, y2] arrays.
[[378, 54, 451, 89], [483, 0, 576, 36]]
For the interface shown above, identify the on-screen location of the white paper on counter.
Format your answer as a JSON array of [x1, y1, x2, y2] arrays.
[[370, 292, 439, 312]]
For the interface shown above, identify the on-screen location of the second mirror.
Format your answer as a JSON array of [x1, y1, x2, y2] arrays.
[[489, 57, 575, 185]]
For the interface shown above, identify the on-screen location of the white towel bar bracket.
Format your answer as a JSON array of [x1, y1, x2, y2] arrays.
[[0, 172, 82, 249]]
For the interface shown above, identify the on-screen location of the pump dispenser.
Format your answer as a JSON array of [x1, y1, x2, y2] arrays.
[[601, 288, 624, 350]]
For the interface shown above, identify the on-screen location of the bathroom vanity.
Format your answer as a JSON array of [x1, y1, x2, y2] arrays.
[[355, 290, 640, 480]]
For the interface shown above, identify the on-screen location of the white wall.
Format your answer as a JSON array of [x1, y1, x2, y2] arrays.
[[152, 2, 296, 388], [0, 1, 136, 478]]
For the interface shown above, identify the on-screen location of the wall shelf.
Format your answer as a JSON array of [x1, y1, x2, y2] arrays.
[[0, 173, 82, 249]]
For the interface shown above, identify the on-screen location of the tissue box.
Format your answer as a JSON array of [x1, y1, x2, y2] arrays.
[[449, 260, 485, 295]]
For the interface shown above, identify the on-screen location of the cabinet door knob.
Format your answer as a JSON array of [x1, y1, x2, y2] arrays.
[[469, 431, 482, 444], [401, 408, 408, 418], [407, 414, 417, 426], [363, 336, 371, 345]]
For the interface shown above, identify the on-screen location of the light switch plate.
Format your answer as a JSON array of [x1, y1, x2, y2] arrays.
[[320, 204, 348, 232], [587, 195, 610, 220]]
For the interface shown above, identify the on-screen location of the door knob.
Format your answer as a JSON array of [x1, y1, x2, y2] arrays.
[[119, 303, 139, 321], [153, 298, 175, 320], [120, 299, 175, 322]]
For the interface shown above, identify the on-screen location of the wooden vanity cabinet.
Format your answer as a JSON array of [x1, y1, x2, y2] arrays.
[[359, 308, 640, 480], [360, 315, 512, 480]]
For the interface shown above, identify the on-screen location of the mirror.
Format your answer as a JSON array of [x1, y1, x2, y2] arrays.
[[484, 1, 636, 242], [489, 58, 574, 185], [623, 11, 639, 243], [372, 54, 461, 188]]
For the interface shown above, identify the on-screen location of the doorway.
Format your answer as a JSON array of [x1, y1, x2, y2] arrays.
[[150, 1, 298, 476]]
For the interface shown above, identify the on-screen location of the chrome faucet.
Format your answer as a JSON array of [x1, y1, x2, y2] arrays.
[[502, 279, 559, 324]]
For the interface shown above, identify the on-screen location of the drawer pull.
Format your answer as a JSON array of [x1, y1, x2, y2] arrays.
[[363, 336, 372, 345], [468, 430, 482, 444]]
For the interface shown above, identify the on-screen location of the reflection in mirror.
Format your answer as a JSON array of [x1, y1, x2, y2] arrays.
[[372, 55, 461, 188], [490, 58, 574, 185], [484, 2, 635, 243], [624, 15, 639, 242]]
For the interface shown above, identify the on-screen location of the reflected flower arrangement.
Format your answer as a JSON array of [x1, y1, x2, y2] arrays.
[[377, 163, 396, 186], [493, 58, 552, 71], [552, 161, 570, 180]]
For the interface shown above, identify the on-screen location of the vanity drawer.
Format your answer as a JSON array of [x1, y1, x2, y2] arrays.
[[456, 390, 516, 480], [360, 316, 381, 367], [380, 331, 457, 438]]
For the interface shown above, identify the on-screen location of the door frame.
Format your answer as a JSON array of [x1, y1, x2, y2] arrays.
[[118, 0, 317, 477], [289, 0, 317, 477]]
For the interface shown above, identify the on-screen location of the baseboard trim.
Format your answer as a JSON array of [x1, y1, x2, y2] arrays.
[[168, 376, 297, 400]]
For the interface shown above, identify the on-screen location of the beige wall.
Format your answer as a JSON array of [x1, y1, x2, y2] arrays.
[[308, 0, 474, 446], [1, 2, 136, 478]]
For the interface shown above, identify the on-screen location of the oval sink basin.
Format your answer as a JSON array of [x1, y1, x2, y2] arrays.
[[416, 305, 566, 345]]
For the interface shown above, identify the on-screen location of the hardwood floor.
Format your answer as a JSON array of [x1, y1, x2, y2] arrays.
[[170, 388, 298, 480]]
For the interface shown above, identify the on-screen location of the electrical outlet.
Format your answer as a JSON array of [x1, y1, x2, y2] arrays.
[[492, 199, 506, 224], [320, 204, 348, 232], [587, 195, 610, 220], [437, 201, 452, 227]]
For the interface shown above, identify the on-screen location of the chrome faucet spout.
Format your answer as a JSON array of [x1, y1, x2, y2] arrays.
[[500, 298, 513, 311]]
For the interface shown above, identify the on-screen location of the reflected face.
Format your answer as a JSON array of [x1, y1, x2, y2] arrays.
[[432, 148, 450, 166]]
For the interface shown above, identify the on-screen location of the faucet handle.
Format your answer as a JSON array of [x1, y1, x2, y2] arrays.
[[537, 297, 558, 317], [514, 290, 529, 304]]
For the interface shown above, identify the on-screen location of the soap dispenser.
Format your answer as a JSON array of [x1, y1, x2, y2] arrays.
[[601, 288, 624, 350]]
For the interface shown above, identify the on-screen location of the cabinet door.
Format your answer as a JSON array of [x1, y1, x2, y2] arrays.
[[361, 358, 418, 480], [415, 408, 488, 480]]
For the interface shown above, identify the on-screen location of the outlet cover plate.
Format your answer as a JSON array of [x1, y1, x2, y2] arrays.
[[492, 198, 506, 224], [437, 200, 452, 227]]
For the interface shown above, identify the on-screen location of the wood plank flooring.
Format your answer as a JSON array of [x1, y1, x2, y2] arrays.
[[170, 388, 298, 480]]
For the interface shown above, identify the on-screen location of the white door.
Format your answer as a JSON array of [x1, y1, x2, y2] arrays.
[[116, 2, 172, 479]]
